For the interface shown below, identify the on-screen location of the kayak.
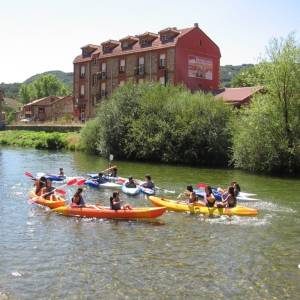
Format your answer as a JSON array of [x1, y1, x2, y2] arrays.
[[29, 190, 66, 209], [149, 196, 258, 216], [122, 184, 141, 196], [194, 188, 259, 202], [36, 172, 66, 182], [85, 180, 122, 189], [140, 186, 155, 196], [52, 205, 166, 219], [87, 174, 126, 183]]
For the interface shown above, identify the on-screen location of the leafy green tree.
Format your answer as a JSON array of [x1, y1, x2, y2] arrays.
[[18, 74, 70, 103], [230, 65, 264, 87], [232, 34, 300, 174]]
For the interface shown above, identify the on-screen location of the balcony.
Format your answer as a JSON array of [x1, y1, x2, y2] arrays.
[[79, 73, 85, 79]]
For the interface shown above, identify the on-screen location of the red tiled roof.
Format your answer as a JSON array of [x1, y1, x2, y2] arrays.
[[215, 87, 263, 103], [23, 96, 61, 107], [74, 27, 195, 63]]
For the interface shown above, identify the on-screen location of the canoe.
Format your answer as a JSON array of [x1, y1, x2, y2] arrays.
[[194, 189, 259, 202], [52, 205, 166, 219], [149, 196, 258, 216], [140, 186, 155, 196], [36, 172, 66, 182], [85, 180, 122, 189], [28, 190, 66, 209], [122, 184, 141, 196]]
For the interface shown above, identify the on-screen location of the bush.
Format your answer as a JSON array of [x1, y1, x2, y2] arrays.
[[81, 82, 232, 166]]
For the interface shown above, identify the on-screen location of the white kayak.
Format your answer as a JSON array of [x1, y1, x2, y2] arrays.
[[121, 184, 141, 196]]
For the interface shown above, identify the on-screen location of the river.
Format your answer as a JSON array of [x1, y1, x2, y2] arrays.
[[0, 147, 299, 299]]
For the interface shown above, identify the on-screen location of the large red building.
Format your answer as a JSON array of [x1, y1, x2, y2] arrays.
[[73, 23, 221, 121]]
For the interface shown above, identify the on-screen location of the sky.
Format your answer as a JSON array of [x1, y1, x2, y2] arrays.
[[0, 0, 299, 83]]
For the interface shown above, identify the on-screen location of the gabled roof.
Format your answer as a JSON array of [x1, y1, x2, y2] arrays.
[[158, 27, 180, 35], [23, 96, 61, 107], [74, 26, 209, 63], [215, 87, 263, 103], [101, 40, 120, 47], [119, 35, 139, 43], [136, 32, 159, 40]]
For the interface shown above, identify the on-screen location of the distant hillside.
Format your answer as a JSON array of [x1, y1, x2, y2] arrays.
[[220, 64, 254, 87], [0, 70, 73, 99], [24, 70, 73, 88], [1, 66, 253, 99]]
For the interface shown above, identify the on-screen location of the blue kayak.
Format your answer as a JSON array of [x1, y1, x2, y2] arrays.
[[45, 175, 66, 182], [140, 186, 155, 196]]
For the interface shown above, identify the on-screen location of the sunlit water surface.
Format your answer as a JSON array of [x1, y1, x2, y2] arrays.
[[0, 147, 299, 299]]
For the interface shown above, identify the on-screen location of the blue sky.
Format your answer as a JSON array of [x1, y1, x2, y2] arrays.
[[0, 0, 299, 83]]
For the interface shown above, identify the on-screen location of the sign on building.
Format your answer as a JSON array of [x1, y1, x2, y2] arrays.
[[188, 55, 213, 80]]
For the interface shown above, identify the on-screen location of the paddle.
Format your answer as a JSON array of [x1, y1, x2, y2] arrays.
[[24, 171, 36, 180], [76, 179, 86, 186]]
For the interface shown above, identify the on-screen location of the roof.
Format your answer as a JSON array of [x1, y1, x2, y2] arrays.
[[215, 87, 263, 103], [23, 96, 62, 107], [74, 27, 195, 63]]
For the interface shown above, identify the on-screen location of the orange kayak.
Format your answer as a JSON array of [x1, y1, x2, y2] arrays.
[[52, 205, 166, 219], [29, 190, 66, 209]]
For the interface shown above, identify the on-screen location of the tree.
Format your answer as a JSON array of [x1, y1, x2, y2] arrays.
[[230, 65, 264, 87], [232, 34, 300, 174], [18, 74, 70, 103]]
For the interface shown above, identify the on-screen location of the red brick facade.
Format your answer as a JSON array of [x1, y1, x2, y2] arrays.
[[73, 24, 221, 121]]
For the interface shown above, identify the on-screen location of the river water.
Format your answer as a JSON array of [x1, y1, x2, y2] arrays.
[[0, 147, 299, 299]]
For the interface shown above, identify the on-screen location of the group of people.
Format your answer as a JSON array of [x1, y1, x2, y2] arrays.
[[183, 181, 240, 208], [124, 175, 155, 189], [34, 176, 57, 200]]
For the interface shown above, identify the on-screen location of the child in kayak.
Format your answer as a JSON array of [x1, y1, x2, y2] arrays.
[[95, 173, 108, 184], [204, 186, 216, 207], [110, 191, 132, 210], [142, 175, 155, 189], [41, 180, 57, 200], [217, 186, 236, 208], [71, 188, 86, 207], [110, 167, 118, 178], [59, 168, 64, 176], [125, 177, 137, 188]]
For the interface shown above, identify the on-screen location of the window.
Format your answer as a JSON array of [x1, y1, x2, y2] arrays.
[[92, 74, 97, 86], [161, 34, 168, 42], [140, 39, 152, 47], [159, 76, 165, 85], [101, 82, 106, 97], [80, 65, 85, 78], [92, 58, 97, 65], [159, 54, 166, 68], [101, 63, 107, 79], [119, 80, 125, 86], [138, 57, 145, 75], [119, 59, 126, 73], [80, 84, 85, 96]]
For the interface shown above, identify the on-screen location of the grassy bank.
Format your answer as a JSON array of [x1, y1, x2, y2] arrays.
[[0, 130, 81, 151]]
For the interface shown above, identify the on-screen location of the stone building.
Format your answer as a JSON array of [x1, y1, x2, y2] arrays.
[[21, 95, 74, 122], [73, 23, 221, 121]]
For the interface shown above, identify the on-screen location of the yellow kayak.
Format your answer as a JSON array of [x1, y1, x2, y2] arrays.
[[149, 196, 258, 216]]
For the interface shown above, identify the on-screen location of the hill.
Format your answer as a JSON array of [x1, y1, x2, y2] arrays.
[[24, 70, 73, 88], [220, 64, 254, 87], [0, 70, 73, 99]]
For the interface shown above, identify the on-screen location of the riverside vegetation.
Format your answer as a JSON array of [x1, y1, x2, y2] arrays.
[[1, 35, 299, 175]]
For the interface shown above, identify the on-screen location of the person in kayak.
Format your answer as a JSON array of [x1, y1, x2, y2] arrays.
[[95, 173, 107, 184], [204, 185, 216, 207], [177, 185, 194, 201], [110, 191, 132, 210], [142, 175, 155, 189], [71, 188, 85, 207], [109, 167, 118, 178], [59, 168, 64, 176], [233, 182, 241, 197], [217, 186, 236, 208], [188, 191, 198, 204], [125, 177, 137, 188], [41, 179, 57, 200]]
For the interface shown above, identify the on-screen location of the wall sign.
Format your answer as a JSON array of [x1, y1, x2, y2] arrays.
[[188, 55, 213, 80]]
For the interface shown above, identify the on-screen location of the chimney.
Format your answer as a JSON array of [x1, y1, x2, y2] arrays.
[[194, 23, 199, 28]]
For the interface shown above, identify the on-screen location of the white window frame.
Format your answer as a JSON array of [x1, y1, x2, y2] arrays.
[[80, 84, 85, 96], [80, 65, 85, 77]]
